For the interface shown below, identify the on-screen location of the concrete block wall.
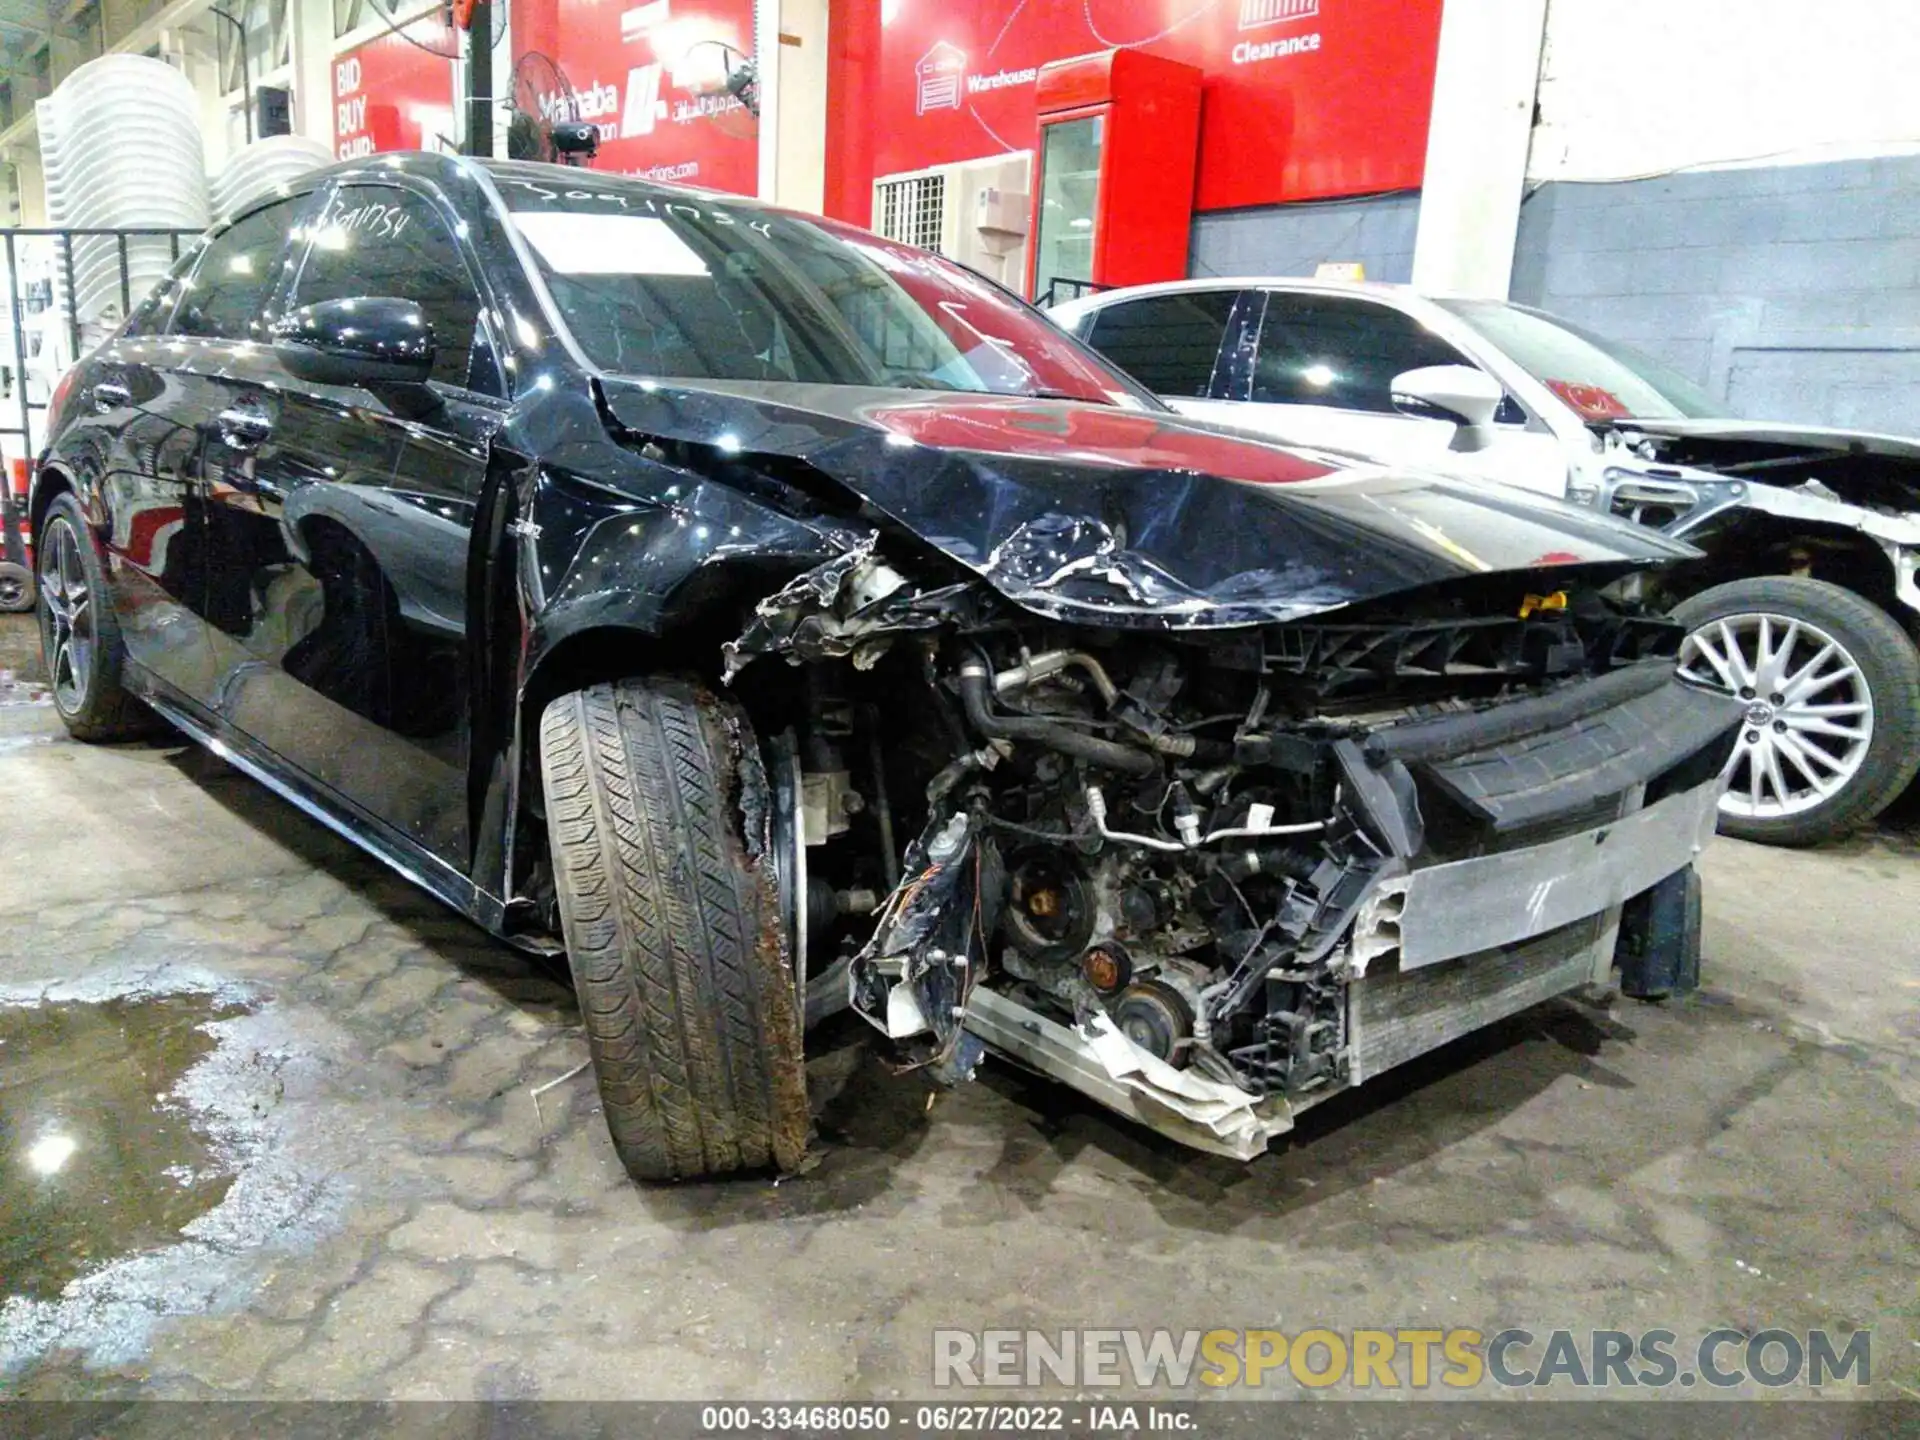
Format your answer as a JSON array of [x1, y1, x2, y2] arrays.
[[1190, 191, 1420, 284], [1510, 156, 1920, 432]]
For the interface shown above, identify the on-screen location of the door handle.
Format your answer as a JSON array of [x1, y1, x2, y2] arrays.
[[217, 406, 275, 450], [93, 381, 130, 412]]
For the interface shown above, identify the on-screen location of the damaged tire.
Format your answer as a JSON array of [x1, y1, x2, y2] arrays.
[[540, 677, 810, 1181], [1674, 577, 1920, 846]]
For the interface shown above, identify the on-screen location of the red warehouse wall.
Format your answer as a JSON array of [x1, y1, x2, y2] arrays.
[[843, 0, 1442, 212], [334, 17, 458, 159]]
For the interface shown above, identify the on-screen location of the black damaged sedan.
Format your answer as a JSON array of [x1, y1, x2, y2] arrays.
[[33, 155, 1745, 1179]]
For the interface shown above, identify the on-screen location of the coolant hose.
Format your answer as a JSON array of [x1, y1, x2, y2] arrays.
[[958, 662, 1157, 776]]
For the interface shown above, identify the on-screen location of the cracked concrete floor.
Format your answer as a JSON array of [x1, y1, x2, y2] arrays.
[[0, 617, 1916, 1402]]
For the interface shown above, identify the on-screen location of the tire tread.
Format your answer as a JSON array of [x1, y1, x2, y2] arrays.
[[539, 677, 808, 1181]]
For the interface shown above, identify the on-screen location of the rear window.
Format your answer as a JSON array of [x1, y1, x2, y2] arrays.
[[1083, 291, 1237, 398]]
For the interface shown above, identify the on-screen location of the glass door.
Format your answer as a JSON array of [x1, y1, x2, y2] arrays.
[[1031, 114, 1104, 305]]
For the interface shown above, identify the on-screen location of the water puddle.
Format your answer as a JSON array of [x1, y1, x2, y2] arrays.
[[0, 991, 245, 1303], [0, 968, 345, 1374]]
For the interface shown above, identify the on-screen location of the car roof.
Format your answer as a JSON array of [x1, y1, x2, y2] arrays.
[[1159, 275, 1410, 296], [475, 156, 748, 206], [280, 152, 753, 215], [1048, 276, 1482, 327], [1058, 276, 1417, 306]]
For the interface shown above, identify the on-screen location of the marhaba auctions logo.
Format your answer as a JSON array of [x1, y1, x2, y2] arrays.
[[533, 67, 740, 143], [536, 81, 622, 127]]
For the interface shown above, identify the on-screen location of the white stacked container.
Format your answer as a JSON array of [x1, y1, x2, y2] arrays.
[[210, 135, 334, 218], [32, 86, 69, 371], [37, 55, 211, 341]]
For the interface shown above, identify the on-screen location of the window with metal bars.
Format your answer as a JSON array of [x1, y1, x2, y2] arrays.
[[874, 174, 946, 255]]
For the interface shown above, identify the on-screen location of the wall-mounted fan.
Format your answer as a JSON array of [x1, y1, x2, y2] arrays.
[[677, 40, 759, 141], [507, 51, 594, 164]]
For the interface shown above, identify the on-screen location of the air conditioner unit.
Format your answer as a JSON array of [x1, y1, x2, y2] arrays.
[[872, 153, 1032, 293]]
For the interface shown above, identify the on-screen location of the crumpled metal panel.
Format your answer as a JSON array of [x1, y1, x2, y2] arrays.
[[1418, 675, 1743, 832], [962, 988, 1293, 1161], [599, 377, 1697, 631], [1393, 778, 1722, 971], [721, 535, 992, 680]]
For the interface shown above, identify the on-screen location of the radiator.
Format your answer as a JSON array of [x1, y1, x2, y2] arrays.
[[1346, 914, 1606, 1084]]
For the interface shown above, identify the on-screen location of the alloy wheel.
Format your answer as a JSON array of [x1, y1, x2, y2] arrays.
[[37, 515, 94, 715], [1678, 612, 1874, 820]]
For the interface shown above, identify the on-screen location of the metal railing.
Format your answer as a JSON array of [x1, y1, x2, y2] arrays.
[[1036, 276, 1108, 309], [0, 225, 202, 574]]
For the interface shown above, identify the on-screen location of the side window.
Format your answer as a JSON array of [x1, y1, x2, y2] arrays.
[[123, 275, 183, 339], [1083, 291, 1238, 398], [169, 200, 306, 341], [1253, 294, 1474, 413], [292, 186, 496, 394], [124, 239, 205, 338]]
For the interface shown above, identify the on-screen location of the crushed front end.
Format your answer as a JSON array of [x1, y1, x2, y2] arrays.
[[729, 555, 1745, 1161], [1580, 421, 1920, 621]]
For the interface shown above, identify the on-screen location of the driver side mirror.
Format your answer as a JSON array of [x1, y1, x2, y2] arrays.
[[1390, 364, 1505, 454], [273, 297, 440, 417]]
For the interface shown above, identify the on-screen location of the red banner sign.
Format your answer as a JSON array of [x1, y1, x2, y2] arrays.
[[876, 0, 1443, 210], [510, 0, 759, 194], [333, 18, 459, 160]]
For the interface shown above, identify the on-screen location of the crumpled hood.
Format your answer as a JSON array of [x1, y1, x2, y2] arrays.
[[1609, 418, 1920, 465], [599, 377, 1696, 627]]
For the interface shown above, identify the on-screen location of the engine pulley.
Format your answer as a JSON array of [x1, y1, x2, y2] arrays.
[[1112, 980, 1194, 1068], [1005, 851, 1096, 962]]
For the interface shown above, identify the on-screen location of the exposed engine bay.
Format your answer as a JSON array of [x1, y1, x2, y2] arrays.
[[1590, 421, 1920, 617], [727, 547, 1745, 1159]]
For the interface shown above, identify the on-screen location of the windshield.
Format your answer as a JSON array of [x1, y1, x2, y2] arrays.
[[491, 171, 1147, 406], [1438, 299, 1726, 422]]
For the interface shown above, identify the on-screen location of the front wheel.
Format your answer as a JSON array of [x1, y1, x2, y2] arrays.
[[539, 677, 809, 1182], [1674, 577, 1920, 846]]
